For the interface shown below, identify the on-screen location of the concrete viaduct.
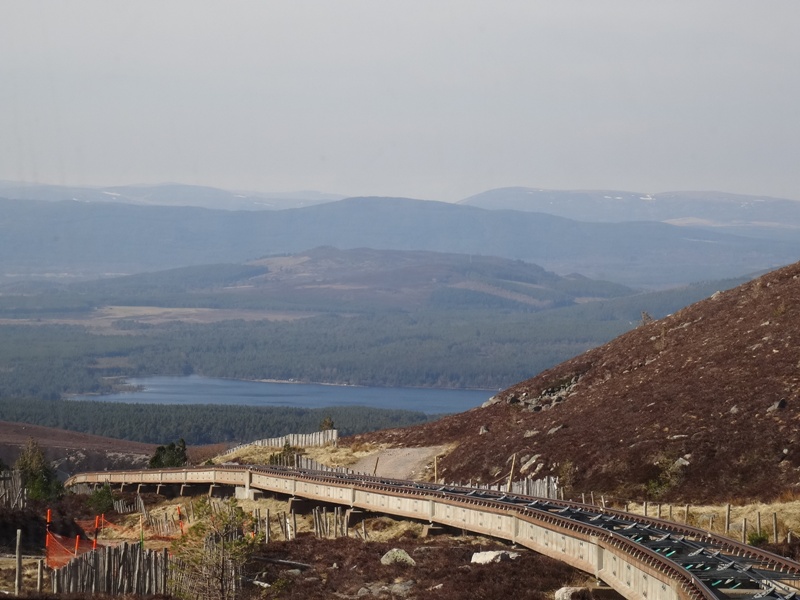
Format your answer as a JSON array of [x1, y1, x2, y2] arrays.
[[66, 465, 800, 600]]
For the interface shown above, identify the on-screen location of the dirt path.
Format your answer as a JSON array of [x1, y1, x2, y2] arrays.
[[348, 445, 448, 480]]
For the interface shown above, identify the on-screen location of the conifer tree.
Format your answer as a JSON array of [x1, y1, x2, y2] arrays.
[[15, 438, 62, 501]]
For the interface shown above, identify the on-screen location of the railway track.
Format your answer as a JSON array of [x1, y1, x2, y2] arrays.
[[67, 465, 800, 600], [292, 469, 800, 600]]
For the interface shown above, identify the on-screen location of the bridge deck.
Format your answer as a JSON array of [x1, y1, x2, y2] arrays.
[[66, 466, 800, 600]]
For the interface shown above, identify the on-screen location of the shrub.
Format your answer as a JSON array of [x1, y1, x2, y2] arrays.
[[748, 531, 770, 546], [87, 484, 115, 515]]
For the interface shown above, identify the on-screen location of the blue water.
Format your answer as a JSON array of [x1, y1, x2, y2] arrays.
[[74, 376, 493, 415]]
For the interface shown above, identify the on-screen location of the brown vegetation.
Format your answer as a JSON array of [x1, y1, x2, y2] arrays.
[[0, 420, 155, 476], [350, 260, 800, 504], [245, 535, 585, 600]]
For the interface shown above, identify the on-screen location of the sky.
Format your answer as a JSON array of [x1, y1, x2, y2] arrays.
[[2, 1, 799, 202]]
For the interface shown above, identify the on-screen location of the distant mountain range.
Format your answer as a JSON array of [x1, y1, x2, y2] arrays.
[[2, 183, 800, 288], [461, 187, 800, 241], [0, 181, 344, 211]]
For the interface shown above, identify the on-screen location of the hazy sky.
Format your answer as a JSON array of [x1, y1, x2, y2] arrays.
[[2, 1, 799, 201]]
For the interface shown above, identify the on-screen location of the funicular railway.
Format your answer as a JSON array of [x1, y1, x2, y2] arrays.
[[66, 465, 800, 600]]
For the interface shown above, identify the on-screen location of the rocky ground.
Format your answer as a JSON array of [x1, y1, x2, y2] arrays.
[[243, 535, 587, 600]]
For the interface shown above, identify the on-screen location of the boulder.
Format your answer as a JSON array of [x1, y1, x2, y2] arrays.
[[767, 398, 787, 413], [390, 580, 416, 596], [470, 550, 520, 564], [520, 454, 541, 473], [380, 548, 416, 567], [481, 395, 502, 408], [555, 587, 594, 600]]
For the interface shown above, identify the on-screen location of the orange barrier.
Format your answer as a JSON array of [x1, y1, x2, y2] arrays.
[[74, 514, 124, 536], [46, 530, 100, 569], [46, 512, 127, 569]]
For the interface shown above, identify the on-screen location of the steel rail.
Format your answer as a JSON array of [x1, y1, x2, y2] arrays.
[[330, 472, 800, 579]]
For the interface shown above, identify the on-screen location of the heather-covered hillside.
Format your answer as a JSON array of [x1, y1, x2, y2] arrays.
[[351, 260, 800, 503]]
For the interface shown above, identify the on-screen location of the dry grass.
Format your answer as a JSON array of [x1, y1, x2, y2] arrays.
[[209, 442, 382, 468], [212, 441, 450, 482], [0, 556, 50, 596], [619, 498, 800, 542], [0, 305, 314, 334], [303, 443, 384, 468]]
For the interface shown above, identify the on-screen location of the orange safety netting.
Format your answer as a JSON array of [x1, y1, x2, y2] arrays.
[[46, 514, 127, 569], [45, 530, 103, 569], [74, 514, 124, 534]]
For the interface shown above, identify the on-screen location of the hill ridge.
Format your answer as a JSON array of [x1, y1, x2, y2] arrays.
[[353, 260, 800, 503]]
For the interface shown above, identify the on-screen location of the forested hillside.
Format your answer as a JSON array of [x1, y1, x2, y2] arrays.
[[0, 280, 745, 399], [0, 399, 428, 444], [0, 246, 749, 445]]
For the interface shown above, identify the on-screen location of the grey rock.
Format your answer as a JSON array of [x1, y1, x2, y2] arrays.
[[390, 580, 416, 596], [284, 569, 302, 577], [555, 587, 594, 600], [471, 550, 520, 564], [380, 548, 416, 567], [520, 454, 541, 473], [767, 399, 787, 413], [481, 395, 502, 408]]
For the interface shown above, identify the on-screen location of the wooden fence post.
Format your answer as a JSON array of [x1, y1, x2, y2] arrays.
[[774, 512, 779, 544], [15, 529, 22, 596]]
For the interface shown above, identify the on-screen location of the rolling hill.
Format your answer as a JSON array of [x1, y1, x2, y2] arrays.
[[2, 196, 798, 288], [58, 246, 635, 312]]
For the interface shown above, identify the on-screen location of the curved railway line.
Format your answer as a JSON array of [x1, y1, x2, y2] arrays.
[[66, 465, 800, 600]]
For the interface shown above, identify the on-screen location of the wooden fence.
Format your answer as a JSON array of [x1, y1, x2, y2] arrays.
[[52, 537, 240, 598], [220, 429, 338, 457], [51, 543, 169, 595], [113, 497, 137, 515], [266, 452, 356, 474], [0, 470, 25, 509], [169, 554, 240, 600], [452, 475, 560, 499]]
